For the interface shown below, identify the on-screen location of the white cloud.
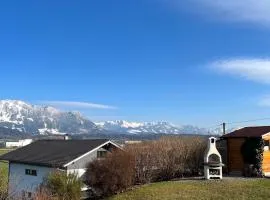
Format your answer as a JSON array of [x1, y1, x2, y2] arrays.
[[209, 58, 270, 84], [38, 101, 117, 110], [174, 0, 270, 26]]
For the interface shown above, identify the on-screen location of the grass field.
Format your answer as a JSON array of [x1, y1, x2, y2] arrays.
[[0, 148, 11, 155], [0, 149, 11, 180], [0, 148, 10, 155], [0, 148, 11, 195], [109, 179, 270, 200]]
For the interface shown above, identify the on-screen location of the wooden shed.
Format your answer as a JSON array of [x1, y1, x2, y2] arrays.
[[221, 126, 270, 176]]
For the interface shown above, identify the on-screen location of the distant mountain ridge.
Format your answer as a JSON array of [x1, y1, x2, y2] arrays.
[[0, 100, 220, 138], [0, 100, 100, 135], [95, 120, 210, 135]]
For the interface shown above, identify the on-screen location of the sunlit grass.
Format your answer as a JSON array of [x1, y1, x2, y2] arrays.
[[0, 149, 12, 181], [0, 148, 11, 195], [0, 149, 10, 171], [109, 179, 270, 200], [0, 148, 11, 155]]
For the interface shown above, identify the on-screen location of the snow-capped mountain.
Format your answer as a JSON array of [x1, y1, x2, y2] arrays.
[[95, 120, 209, 135], [0, 100, 100, 135], [0, 100, 214, 137]]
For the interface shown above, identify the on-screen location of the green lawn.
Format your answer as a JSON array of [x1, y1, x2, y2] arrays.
[[109, 179, 270, 200]]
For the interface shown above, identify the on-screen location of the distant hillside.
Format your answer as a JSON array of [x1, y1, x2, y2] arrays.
[[0, 127, 31, 140]]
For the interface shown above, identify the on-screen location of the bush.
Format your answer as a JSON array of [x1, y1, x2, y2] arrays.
[[126, 141, 157, 183], [34, 187, 55, 200], [86, 136, 207, 198], [42, 171, 83, 200], [241, 138, 264, 177], [126, 136, 207, 183], [85, 150, 135, 197]]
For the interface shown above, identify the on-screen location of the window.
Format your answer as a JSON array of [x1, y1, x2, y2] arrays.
[[97, 150, 107, 158], [25, 169, 37, 176]]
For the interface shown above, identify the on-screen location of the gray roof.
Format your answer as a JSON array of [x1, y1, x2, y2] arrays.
[[0, 139, 110, 168]]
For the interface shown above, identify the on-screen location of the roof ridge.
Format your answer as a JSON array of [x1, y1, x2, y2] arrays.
[[35, 139, 109, 142]]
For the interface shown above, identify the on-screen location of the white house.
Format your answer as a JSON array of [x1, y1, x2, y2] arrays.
[[0, 139, 121, 199], [5, 139, 33, 148]]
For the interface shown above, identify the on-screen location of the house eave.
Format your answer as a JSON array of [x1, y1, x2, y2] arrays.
[[7, 160, 66, 169]]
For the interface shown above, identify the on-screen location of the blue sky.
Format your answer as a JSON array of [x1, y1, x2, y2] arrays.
[[1, 0, 270, 128]]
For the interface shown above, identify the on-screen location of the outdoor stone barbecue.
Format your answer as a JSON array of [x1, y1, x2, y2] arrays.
[[204, 137, 224, 180]]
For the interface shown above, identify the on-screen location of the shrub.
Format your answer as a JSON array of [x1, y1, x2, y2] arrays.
[[126, 136, 207, 183], [85, 136, 207, 198], [34, 187, 55, 200], [42, 171, 82, 200], [241, 138, 264, 177], [85, 150, 135, 197], [126, 141, 158, 183]]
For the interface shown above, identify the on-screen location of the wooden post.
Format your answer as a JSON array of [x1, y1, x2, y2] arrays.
[[223, 123, 226, 135]]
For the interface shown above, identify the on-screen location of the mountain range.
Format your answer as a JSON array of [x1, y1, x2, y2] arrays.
[[0, 100, 100, 136], [0, 100, 219, 138], [95, 120, 211, 135]]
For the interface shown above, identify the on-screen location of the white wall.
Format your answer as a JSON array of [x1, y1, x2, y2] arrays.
[[19, 139, 33, 146], [5, 142, 20, 148], [67, 168, 86, 178], [6, 139, 33, 148], [66, 147, 108, 181], [8, 163, 54, 198]]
